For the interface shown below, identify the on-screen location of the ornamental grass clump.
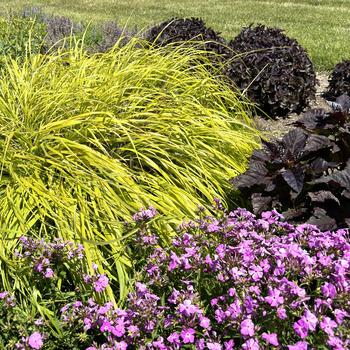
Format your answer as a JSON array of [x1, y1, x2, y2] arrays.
[[2, 205, 349, 348], [226, 24, 317, 118], [0, 38, 259, 302]]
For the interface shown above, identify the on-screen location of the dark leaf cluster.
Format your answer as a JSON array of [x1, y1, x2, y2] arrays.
[[226, 24, 317, 118], [144, 17, 231, 59], [323, 60, 350, 101], [232, 95, 350, 230]]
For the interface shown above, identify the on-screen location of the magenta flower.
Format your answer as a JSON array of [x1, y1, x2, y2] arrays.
[[93, 274, 109, 292], [262, 332, 279, 346], [242, 338, 260, 350], [240, 318, 255, 337], [288, 341, 308, 350], [199, 316, 211, 329], [168, 252, 181, 271], [277, 307, 287, 319], [321, 282, 337, 298], [167, 332, 180, 344], [178, 299, 199, 316], [248, 264, 263, 281], [207, 342, 222, 350], [127, 325, 140, 337], [320, 316, 337, 336], [334, 309, 348, 324], [304, 310, 318, 331], [114, 341, 127, 350], [100, 320, 113, 332], [28, 332, 43, 349], [224, 340, 235, 350], [180, 328, 195, 344], [293, 318, 309, 338], [265, 288, 284, 307], [44, 267, 54, 278], [112, 322, 126, 337], [0, 291, 9, 299]]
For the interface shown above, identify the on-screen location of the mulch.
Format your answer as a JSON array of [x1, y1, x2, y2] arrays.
[[254, 73, 331, 140]]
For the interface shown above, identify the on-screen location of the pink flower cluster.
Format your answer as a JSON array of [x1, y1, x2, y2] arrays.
[[58, 206, 350, 349]]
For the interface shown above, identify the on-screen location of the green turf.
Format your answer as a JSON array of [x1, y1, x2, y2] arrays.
[[1, 0, 349, 71]]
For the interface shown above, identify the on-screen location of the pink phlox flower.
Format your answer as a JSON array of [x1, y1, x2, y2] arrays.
[[224, 340, 235, 350], [44, 267, 54, 278], [127, 325, 140, 337], [93, 274, 109, 292], [288, 341, 308, 350], [334, 309, 348, 324], [303, 309, 318, 331], [265, 288, 284, 307], [320, 316, 337, 336], [100, 320, 113, 333], [178, 299, 199, 316], [114, 341, 127, 350], [111, 322, 126, 337], [167, 332, 180, 344], [168, 252, 181, 271], [242, 338, 259, 350], [293, 318, 309, 338], [199, 316, 211, 329], [180, 328, 195, 344], [207, 220, 220, 232], [249, 264, 264, 281], [240, 318, 255, 337], [207, 342, 222, 350], [0, 291, 9, 299], [321, 282, 337, 298], [262, 332, 279, 346], [27, 332, 43, 349], [327, 336, 346, 350]]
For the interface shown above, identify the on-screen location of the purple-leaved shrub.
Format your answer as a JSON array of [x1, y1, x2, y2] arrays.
[[1, 204, 350, 349]]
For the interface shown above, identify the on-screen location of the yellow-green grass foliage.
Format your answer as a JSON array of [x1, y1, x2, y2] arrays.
[[0, 38, 260, 301]]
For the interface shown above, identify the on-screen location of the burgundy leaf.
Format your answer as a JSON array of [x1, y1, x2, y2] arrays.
[[251, 193, 272, 214], [307, 208, 337, 231], [281, 168, 304, 193], [304, 134, 332, 153], [308, 191, 340, 205], [282, 129, 308, 157]]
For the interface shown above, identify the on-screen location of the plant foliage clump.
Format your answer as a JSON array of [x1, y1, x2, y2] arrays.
[[232, 95, 350, 230], [226, 24, 317, 118], [40, 14, 83, 52], [0, 39, 259, 301], [145, 17, 230, 58], [0, 14, 46, 62], [323, 60, 350, 100], [2, 208, 350, 348], [93, 21, 137, 52]]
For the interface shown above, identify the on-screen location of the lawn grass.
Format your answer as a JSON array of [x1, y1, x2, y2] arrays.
[[1, 0, 350, 71]]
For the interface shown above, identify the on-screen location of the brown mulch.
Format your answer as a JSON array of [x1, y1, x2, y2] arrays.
[[254, 73, 331, 140]]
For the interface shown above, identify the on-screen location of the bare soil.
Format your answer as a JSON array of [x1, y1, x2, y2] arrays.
[[254, 73, 331, 140]]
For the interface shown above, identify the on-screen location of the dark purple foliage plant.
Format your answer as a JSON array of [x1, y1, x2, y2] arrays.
[[145, 17, 231, 61], [226, 24, 317, 118], [232, 95, 350, 230], [323, 60, 350, 101]]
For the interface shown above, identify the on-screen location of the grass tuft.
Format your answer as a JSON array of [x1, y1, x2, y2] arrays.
[[0, 37, 260, 301]]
